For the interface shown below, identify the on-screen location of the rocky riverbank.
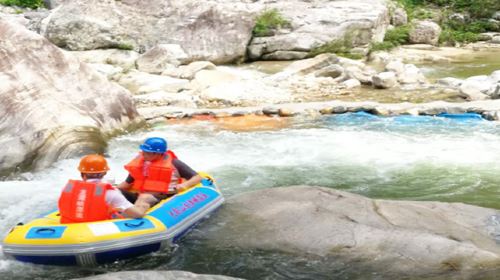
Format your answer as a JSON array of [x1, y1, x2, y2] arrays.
[[1, 0, 499, 174]]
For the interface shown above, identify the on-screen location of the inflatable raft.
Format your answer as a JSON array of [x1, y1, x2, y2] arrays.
[[2, 177, 224, 266]]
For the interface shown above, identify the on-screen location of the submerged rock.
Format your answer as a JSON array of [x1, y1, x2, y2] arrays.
[[0, 18, 141, 175], [197, 186, 500, 277]]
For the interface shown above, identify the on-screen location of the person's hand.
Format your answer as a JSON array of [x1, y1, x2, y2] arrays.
[[175, 184, 187, 193], [137, 193, 158, 206]]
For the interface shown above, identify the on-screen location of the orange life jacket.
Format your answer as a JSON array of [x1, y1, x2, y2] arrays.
[[124, 150, 181, 194], [58, 180, 114, 224]]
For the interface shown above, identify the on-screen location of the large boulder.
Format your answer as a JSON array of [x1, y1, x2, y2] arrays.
[[372, 71, 397, 88], [40, 0, 257, 64], [0, 18, 140, 174], [38, 0, 389, 63], [459, 75, 493, 100], [247, 0, 389, 60], [409, 20, 442, 46], [196, 186, 500, 277]]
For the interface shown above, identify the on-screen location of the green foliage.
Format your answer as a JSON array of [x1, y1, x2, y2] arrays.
[[412, 7, 434, 19], [369, 25, 410, 52], [439, 29, 480, 44], [370, 41, 397, 52], [116, 43, 134, 50], [448, 0, 499, 19], [396, 0, 499, 20], [253, 9, 290, 37], [395, 0, 499, 45], [308, 35, 364, 59], [0, 0, 45, 9], [385, 25, 411, 45]]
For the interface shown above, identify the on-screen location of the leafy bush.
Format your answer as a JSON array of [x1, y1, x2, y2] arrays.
[[439, 29, 480, 44], [384, 25, 411, 45], [370, 41, 397, 52], [253, 9, 290, 37], [369, 25, 410, 52], [308, 35, 364, 59], [397, 0, 500, 19], [394, 0, 499, 45], [0, 0, 45, 9]]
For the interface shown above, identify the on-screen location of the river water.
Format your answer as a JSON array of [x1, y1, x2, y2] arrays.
[[1, 113, 500, 279]]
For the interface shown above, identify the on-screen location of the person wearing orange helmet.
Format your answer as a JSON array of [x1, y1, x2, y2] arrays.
[[117, 137, 202, 202], [58, 154, 157, 224]]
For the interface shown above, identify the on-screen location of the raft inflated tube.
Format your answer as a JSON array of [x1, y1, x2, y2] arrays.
[[336, 111, 485, 122], [2, 175, 224, 266], [436, 112, 484, 120]]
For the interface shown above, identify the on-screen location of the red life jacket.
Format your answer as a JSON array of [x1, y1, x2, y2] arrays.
[[124, 150, 180, 193], [58, 180, 114, 224]]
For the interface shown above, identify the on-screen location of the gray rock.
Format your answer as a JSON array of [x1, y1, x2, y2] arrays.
[[492, 36, 500, 44], [437, 77, 463, 88], [198, 186, 500, 276], [449, 13, 467, 24], [477, 33, 494, 41], [43, 0, 67, 9], [409, 20, 442, 46], [459, 75, 493, 100], [397, 64, 426, 85], [162, 61, 217, 80], [70, 49, 140, 70], [24, 10, 51, 33], [487, 83, 500, 99], [247, 0, 389, 60], [391, 7, 407, 26], [487, 19, 500, 32], [344, 66, 374, 85], [314, 64, 344, 78], [341, 78, 361, 89], [490, 70, 500, 83], [0, 18, 140, 174], [261, 50, 309, 61], [41, 0, 256, 64], [493, 11, 500, 21], [372, 71, 397, 89], [136, 44, 189, 74], [281, 53, 339, 76], [385, 59, 404, 74], [118, 70, 189, 95]]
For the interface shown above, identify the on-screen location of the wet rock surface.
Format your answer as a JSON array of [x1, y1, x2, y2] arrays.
[[195, 186, 500, 277]]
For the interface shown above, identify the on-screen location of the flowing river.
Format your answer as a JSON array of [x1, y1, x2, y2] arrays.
[[1, 113, 500, 279]]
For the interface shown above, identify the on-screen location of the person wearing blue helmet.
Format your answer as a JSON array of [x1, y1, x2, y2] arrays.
[[117, 137, 202, 202]]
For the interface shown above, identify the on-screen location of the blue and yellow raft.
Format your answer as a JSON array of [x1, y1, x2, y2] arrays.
[[2, 177, 224, 266]]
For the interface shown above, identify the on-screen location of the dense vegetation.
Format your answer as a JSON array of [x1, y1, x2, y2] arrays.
[[253, 9, 290, 37], [396, 0, 500, 44], [0, 0, 44, 9], [370, 25, 411, 52]]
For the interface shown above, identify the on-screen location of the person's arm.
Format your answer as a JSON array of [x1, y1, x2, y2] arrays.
[[173, 159, 202, 192], [116, 174, 134, 190], [123, 203, 149, 218], [176, 174, 203, 192], [107, 189, 150, 218]]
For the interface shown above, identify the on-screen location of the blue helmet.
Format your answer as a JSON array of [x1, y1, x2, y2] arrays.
[[140, 137, 167, 153]]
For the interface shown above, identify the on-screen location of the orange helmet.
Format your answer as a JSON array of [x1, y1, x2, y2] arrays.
[[78, 154, 110, 173]]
